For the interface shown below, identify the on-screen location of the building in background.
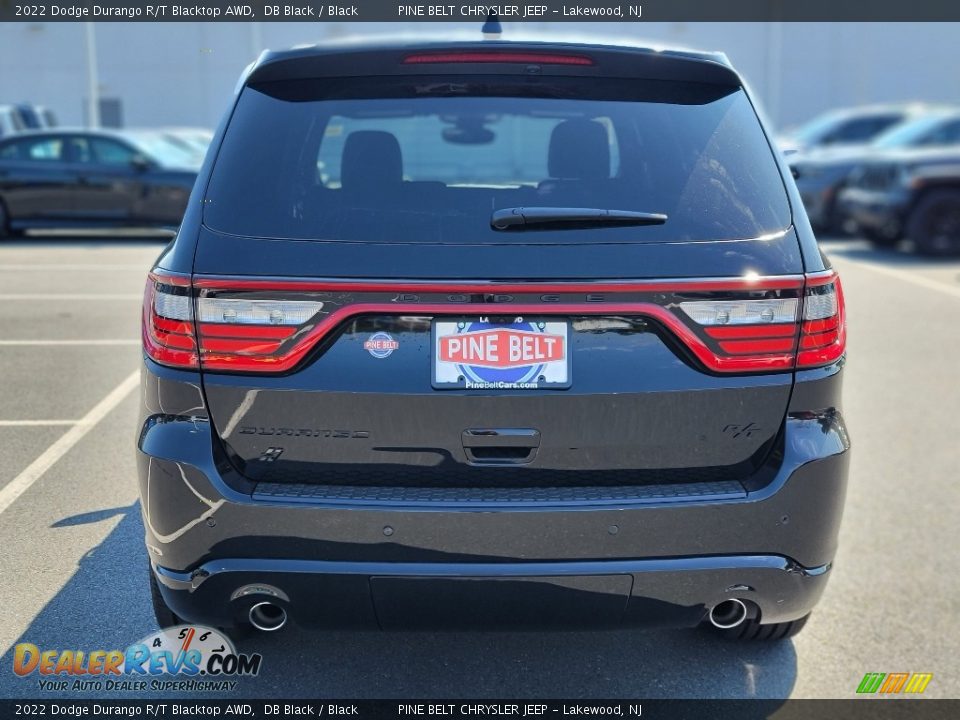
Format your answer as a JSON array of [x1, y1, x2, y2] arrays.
[[2, 22, 959, 131]]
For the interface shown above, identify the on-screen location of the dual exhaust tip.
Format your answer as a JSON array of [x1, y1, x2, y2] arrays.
[[248, 601, 287, 632], [708, 598, 748, 629]]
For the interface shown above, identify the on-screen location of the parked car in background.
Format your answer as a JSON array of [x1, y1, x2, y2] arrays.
[[15, 103, 44, 130], [839, 146, 960, 254], [35, 106, 58, 128], [0, 129, 199, 237], [124, 128, 209, 167], [0, 105, 26, 137], [791, 107, 960, 233], [161, 126, 214, 157], [778, 104, 930, 155]]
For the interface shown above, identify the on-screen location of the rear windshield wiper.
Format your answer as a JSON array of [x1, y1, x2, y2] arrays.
[[491, 207, 668, 231]]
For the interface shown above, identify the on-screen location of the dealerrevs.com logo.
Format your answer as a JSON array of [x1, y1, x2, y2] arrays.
[[13, 626, 262, 693]]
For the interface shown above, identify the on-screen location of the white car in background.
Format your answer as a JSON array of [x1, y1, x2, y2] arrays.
[[0, 105, 26, 138]]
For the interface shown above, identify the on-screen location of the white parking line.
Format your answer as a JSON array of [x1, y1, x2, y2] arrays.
[[0, 420, 79, 427], [0, 294, 141, 300], [0, 340, 139, 346], [0, 370, 140, 517]]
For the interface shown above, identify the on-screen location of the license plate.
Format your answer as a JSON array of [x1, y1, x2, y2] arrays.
[[432, 318, 571, 390]]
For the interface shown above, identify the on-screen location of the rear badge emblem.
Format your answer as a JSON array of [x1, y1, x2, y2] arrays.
[[364, 331, 399, 358]]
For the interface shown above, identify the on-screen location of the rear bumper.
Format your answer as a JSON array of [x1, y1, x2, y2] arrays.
[[154, 555, 830, 630], [138, 360, 849, 630]]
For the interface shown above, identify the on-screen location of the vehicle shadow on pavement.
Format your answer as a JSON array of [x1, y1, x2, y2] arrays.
[[1, 505, 797, 701]]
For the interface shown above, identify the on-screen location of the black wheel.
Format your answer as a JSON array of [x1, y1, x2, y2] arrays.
[[148, 563, 182, 629], [712, 612, 810, 641], [907, 189, 960, 256]]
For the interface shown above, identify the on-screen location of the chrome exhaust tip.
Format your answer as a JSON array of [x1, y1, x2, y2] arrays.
[[709, 598, 748, 629], [248, 601, 287, 632]]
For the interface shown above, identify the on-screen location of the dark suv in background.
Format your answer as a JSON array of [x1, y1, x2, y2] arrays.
[[139, 38, 849, 641], [840, 146, 960, 254]]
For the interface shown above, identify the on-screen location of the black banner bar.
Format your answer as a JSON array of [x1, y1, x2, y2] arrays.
[[0, 700, 957, 719], [4, 0, 960, 22]]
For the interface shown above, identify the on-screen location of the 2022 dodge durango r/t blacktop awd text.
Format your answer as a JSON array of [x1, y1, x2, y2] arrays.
[[138, 37, 849, 640]]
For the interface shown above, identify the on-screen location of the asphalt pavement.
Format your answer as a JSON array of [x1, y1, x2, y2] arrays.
[[0, 235, 957, 700]]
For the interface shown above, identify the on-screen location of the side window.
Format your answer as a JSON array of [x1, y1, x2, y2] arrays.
[[65, 137, 92, 164], [1, 137, 65, 162], [91, 138, 138, 165], [923, 120, 960, 145], [829, 116, 899, 144]]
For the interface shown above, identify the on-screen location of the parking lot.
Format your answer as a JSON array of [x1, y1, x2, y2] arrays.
[[0, 235, 957, 700]]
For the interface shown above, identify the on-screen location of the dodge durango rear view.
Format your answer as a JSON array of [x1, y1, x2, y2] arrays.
[[137, 38, 850, 641]]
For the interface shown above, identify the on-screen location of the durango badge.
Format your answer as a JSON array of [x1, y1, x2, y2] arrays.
[[364, 331, 399, 358]]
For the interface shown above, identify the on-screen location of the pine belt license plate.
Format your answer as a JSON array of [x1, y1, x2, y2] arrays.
[[432, 318, 571, 390]]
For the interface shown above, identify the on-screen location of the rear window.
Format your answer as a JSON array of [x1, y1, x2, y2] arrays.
[[204, 75, 790, 244]]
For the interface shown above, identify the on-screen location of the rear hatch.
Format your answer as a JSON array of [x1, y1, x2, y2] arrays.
[[188, 45, 804, 492]]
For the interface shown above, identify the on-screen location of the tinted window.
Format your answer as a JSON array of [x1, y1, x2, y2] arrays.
[[918, 119, 960, 146], [205, 76, 790, 244], [0, 136, 64, 162], [826, 115, 902, 144], [91, 138, 138, 165], [124, 131, 202, 168]]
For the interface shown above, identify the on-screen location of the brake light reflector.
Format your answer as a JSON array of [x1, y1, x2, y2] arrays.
[[197, 298, 324, 326], [679, 298, 798, 326], [402, 52, 594, 66], [797, 273, 846, 368]]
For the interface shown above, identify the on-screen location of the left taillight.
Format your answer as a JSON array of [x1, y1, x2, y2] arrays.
[[143, 272, 198, 369], [195, 295, 325, 371], [143, 273, 327, 372]]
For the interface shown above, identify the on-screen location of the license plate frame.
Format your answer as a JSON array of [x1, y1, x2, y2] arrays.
[[431, 317, 572, 391]]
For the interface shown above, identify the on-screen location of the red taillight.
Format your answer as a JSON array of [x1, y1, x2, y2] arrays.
[[673, 270, 846, 371], [797, 272, 846, 368], [194, 295, 326, 371], [142, 272, 198, 369], [142, 273, 845, 375], [402, 52, 594, 66]]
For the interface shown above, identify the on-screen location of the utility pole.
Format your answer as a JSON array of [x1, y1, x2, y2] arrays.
[[84, 22, 100, 128]]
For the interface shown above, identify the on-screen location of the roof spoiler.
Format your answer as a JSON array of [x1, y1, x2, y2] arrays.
[[244, 41, 742, 87]]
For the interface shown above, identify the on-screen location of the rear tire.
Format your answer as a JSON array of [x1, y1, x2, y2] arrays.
[[712, 612, 810, 642], [907, 189, 960, 256], [148, 563, 182, 629]]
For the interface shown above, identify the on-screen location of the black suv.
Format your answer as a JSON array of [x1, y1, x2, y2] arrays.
[[139, 38, 849, 641], [839, 146, 960, 254]]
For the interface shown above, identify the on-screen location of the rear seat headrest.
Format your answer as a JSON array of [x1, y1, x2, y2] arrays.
[[341, 131, 403, 190], [548, 119, 611, 180]]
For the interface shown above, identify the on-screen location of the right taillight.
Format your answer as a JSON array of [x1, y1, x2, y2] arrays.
[[797, 271, 846, 368]]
